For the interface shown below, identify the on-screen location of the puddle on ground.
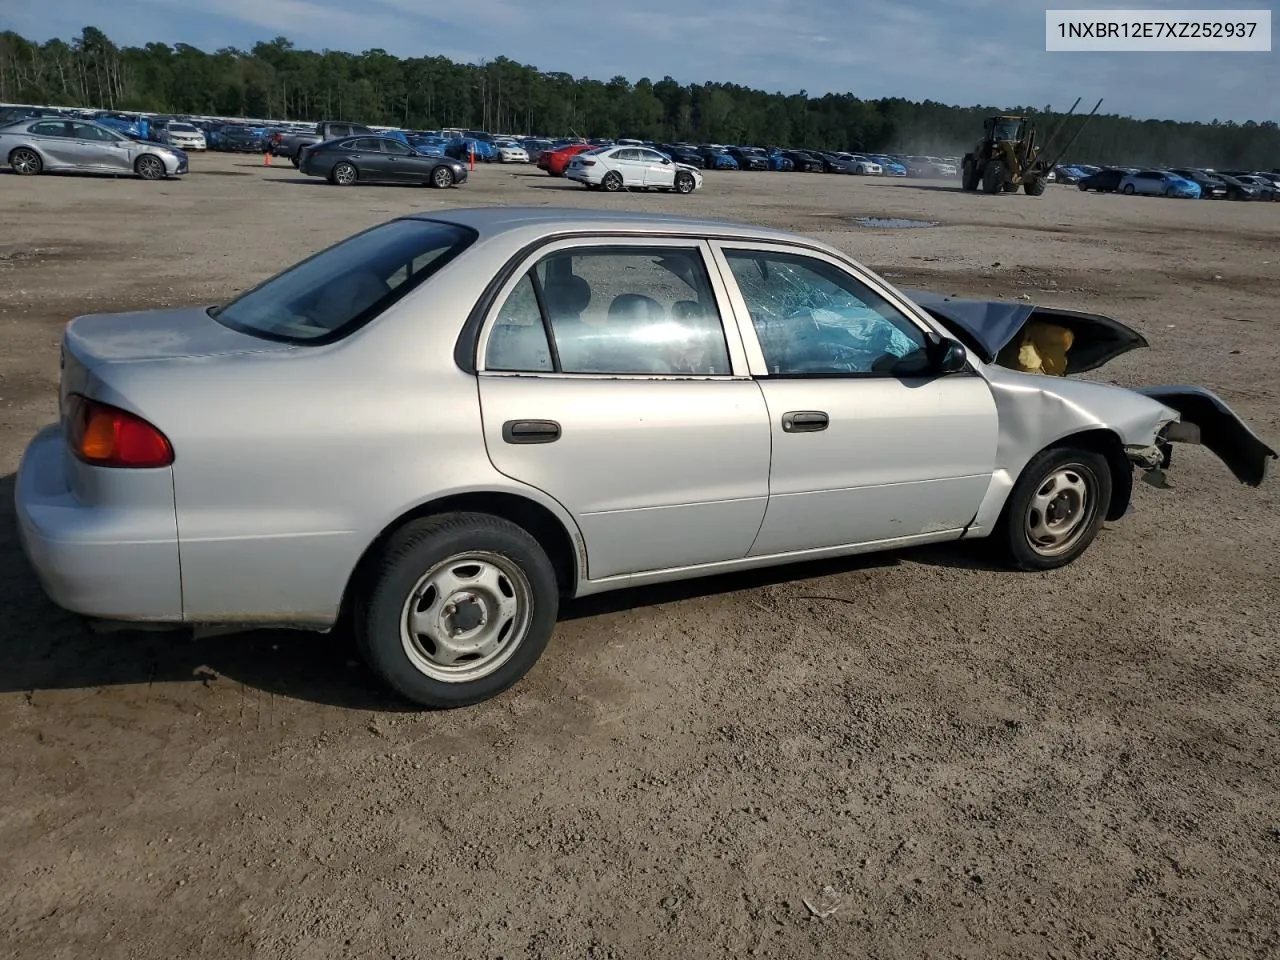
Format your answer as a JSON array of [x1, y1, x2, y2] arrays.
[[852, 217, 938, 229]]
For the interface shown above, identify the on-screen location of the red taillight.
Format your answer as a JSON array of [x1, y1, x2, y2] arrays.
[[66, 394, 174, 468], [580, 159, 595, 166]]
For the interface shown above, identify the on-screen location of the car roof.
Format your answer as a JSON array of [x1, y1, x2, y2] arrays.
[[406, 206, 809, 246]]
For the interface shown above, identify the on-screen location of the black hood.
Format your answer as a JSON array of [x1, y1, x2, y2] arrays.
[[904, 289, 1149, 374]]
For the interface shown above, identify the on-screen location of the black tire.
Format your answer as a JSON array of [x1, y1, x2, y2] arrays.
[[1077, 182, 1088, 191], [431, 165, 454, 188], [982, 159, 1006, 194], [1024, 176, 1047, 196], [674, 171, 696, 194], [357, 512, 560, 709], [135, 154, 166, 180], [1164, 186, 1175, 197], [992, 446, 1112, 571], [601, 171, 624, 192], [291, 154, 300, 169], [9, 147, 42, 176], [331, 161, 358, 186], [1122, 183, 1136, 195], [961, 156, 979, 191], [1002, 181, 1019, 193]]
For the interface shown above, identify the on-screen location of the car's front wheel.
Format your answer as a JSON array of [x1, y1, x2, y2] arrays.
[[357, 513, 559, 708], [431, 165, 454, 188], [1122, 183, 1136, 195], [993, 446, 1112, 571], [135, 155, 166, 180], [674, 171, 696, 194]]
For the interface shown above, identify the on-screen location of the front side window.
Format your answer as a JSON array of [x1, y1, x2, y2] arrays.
[[74, 123, 119, 143], [212, 219, 475, 343], [383, 140, 412, 155], [723, 250, 929, 376], [483, 246, 732, 376]]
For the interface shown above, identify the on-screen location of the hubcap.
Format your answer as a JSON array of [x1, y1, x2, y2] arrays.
[[1025, 466, 1093, 557], [400, 552, 533, 683]]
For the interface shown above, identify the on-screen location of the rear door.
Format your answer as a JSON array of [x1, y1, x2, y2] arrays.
[[611, 149, 646, 186], [710, 241, 999, 556], [26, 120, 78, 167], [476, 237, 770, 581]]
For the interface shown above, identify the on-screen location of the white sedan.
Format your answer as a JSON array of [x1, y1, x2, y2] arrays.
[[565, 146, 703, 193], [161, 122, 207, 151], [493, 140, 529, 163]]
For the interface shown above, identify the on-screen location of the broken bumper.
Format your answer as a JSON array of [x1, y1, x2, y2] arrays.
[[1133, 385, 1277, 486]]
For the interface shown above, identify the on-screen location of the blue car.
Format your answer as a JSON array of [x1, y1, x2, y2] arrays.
[[699, 147, 738, 170], [445, 137, 496, 162], [1119, 170, 1201, 199], [764, 149, 794, 172], [870, 155, 907, 177]]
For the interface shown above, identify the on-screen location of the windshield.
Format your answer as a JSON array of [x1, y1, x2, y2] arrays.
[[169, 123, 197, 132], [993, 119, 1023, 140], [211, 219, 476, 343]]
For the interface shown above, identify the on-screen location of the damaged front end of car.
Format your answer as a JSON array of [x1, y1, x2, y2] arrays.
[[907, 289, 1278, 490]]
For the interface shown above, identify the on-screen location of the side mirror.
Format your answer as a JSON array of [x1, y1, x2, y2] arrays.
[[662, 157, 671, 164], [933, 338, 969, 374]]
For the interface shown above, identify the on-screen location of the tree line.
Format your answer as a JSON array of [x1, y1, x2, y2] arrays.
[[2, 27, 1277, 169]]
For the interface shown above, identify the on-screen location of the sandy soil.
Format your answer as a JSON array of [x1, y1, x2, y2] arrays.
[[1, 154, 1278, 959]]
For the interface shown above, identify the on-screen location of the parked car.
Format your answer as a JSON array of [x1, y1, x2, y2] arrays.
[[521, 138, 555, 163], [1214, 173, 1263, 201], [16, 209, 1273, 708], [537, 141, 592, 176], [493, 139, 530, 163], [727, 147, 768, 171], [565, 145, 702, 193], [1119, 170, 1200, 198], [1167, 168, 1229, 199], [1221, 173, 1280, 201], [763, 149, 795, 172], [273, 121, 370, 161], [1077, 168, 1129, 192], [781, 150, 824, 172], [870, 155, 907, 176], [158, 121, 206, 151], [444, 137, 496, 162], [0, 105, 64, 126], [298, 135, 467, 187], [219, 125, 269, 153], [843, 154, 884, 175], [698, 146, 738, 170], [658, 143, 707, 167], [813, 152, 859, 174], [0, 117, 187, 179]]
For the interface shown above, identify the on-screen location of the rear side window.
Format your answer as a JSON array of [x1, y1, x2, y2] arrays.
[[483, 246, 732, 376], [30, 121, 71, 137], [211, 219, 476, 344]]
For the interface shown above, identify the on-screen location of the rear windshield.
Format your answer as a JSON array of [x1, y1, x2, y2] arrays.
[[210, 219, 476, 344]]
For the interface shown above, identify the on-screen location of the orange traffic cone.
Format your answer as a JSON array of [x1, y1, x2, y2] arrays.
[[469, 146, 475, 171]]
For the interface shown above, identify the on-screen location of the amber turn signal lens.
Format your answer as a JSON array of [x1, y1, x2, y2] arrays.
[[66, 394, 174, 468]]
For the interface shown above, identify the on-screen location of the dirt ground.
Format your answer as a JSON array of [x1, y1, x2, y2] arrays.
[[2, 154, 1278, 960]]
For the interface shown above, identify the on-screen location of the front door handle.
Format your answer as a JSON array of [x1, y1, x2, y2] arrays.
[[781, 410, 829, 433], [502, 419, 561, 444]]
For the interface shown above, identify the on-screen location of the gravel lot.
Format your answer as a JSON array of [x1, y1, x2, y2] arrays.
[[2, 154, 1278, 959]]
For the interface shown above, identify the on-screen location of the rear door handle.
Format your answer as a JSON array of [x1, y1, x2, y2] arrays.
[[781, 410, 829, 433], [502, 419, 561, 444]]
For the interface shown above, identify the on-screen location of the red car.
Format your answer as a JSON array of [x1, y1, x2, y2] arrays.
[[538, 142, 592, 177]]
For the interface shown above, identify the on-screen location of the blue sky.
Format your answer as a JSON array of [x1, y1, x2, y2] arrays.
[[8, 0, 1277, 123]]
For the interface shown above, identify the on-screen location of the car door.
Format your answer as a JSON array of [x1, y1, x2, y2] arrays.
[[348, 137, 390, 179], [25, 120, 79, 167], [709, 242, 999, 557], [611, 148, 646, 186], [378, 138, 421, 181], [71, 122, 130, 171], [639, 148, 675, 187], [476, 238, 771, 581]]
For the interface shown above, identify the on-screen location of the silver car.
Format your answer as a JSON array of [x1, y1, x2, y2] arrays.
[[14, 209, 1275, 708], [0, 117, 188, 179]]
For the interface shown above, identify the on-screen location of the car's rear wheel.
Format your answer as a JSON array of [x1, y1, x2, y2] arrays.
[[431, 165, 454, 188], [1077, 182, 1088, 191], [135, 155, 166, 180], [331, 162, 357, 186], [993, 446, 1112, 571], [1164, 186, 1175, 197], [1122, 183, 1136, 195], [601, 171, 624, 192], [9, 148, 41, 176], [358, 513, 559, 708], [674, 171, 696, 194]]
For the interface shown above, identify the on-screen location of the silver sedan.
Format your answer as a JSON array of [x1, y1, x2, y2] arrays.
[[13, 209, 1275, 708], [0, 117, 188, 179]]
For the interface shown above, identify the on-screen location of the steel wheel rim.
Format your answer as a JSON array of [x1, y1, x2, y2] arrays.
[[400, 551, 534, 683], [433, 166, 451, 187], [12, 150, 38, 174], [335, 164, 355, 184], [1024, 464, 1097, 557]]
